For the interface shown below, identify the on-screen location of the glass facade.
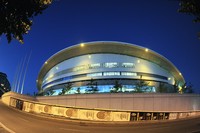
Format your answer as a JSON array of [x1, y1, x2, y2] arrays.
[[45, 84, 157, 96], [43, 62, 137, 84], [41, 53, 176, 96], [42, 71, 168, 89]]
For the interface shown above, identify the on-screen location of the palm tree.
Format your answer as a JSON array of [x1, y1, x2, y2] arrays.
[[111, 80, 122, 93], [65, 82, 73, 93], [58, 88, 67, 95], [59, 82, 73, 95], [86, 78, 98, 93], [76, 87, 81, 94], [134, 75, 149, 93]]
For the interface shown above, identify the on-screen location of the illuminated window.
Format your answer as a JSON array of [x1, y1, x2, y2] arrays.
[[103, 72, 120, 76], [88, 63, 101, 69], [87, 73, 102, 77], [122, 63, 135, 68], [103, 62, 118, 68], [121, 72, 137, 76], [73, 65, 85, 71]]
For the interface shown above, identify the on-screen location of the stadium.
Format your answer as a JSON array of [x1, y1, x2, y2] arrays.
[[37, 41, 185, 95]]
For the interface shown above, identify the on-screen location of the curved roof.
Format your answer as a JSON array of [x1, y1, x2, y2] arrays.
[[37, 41, 185, 91]]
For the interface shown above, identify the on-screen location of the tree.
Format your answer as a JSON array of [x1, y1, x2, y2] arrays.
[[181, 82, 193, 93], [58, 88, 66, 95], [76, 87, 81, 94], [59, 82, 73, 95], [186, 82, 193, 93], [173, 80, 179, 93], [134, 76, 149, 93], [110, 80, 122, 93], [86, 78, 98, 93], [178, 0, 200, 23], [45, 89, 55, 96], [178, 0, 200, 38], [0, 0, 52, 44], [157, 82, 167, 93], [49, 89, 55, 95]]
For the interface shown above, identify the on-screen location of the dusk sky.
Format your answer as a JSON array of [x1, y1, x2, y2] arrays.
[[0, 0, 200, 94]]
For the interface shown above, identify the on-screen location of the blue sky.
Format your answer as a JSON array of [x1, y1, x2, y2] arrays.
[[0, 0, 200, 94]]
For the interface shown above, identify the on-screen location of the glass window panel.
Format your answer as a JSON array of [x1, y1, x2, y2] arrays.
[[88, 63, 101, 69], [103, 72, 120, 76], [103, 62, 118, 68], [121, 72, 137, 76], [87, 73, 102, 77], [122, 63, 135, 68]]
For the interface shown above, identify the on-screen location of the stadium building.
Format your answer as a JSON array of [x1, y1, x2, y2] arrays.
[[37, 41, 185, 95]]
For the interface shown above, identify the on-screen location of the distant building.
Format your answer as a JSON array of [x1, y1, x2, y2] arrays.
[[0, 72, 11, 96], [37, 41, 185, 95]]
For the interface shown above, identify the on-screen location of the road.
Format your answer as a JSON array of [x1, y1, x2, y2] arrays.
[[0, 100, 200, 133]]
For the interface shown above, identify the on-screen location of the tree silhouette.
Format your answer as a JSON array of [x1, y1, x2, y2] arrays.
[[0, 0, 52, 44], [76, 87, 81, 94], [157, 82, 167, 93], [86, 78, 98, 93], [178, 0, 200, 23], [49, 89, 55, 95], [111, 80, 122, 93], [134, 76, 149, 93], [173, 80, 179, 93], [59, 82, 73, 95], [178, 0, 200, 38], [181, 82, 193, 93]]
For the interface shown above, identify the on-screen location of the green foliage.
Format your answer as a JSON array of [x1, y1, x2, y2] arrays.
[[0, 0, 51, 44], [173, 80, 179, 93], [86, 78, 98, 93], [181, 82, 193, 93], [157, 82, 167, 93], [58, 88, 66, 95], [47, 89, 55, 95], [178, 0, 200, 38], [111, 80, 122, 93], [134, 78, 149, 93], [178, 0, 200, 23], [76, 87, 81, 94], [59, 82, 73, 95]]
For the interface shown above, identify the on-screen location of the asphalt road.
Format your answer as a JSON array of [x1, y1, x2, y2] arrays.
[[0, 100, 200, 133]]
